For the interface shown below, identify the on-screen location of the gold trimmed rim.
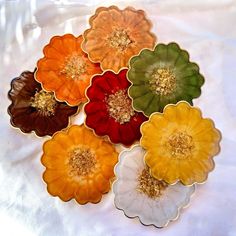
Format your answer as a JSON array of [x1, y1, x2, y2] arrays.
[[81, 5, 157, 72], [139, 101, 222, 186], [112, 144, 196, 228]]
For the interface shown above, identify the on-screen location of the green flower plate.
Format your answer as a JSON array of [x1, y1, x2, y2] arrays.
[[128, 42, 204, 116]]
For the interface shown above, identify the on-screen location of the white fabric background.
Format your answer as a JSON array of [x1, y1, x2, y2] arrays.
[[0, 0, 236, 235]]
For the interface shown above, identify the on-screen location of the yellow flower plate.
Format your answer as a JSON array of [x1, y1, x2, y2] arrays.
[[141, 101, 221, 185]]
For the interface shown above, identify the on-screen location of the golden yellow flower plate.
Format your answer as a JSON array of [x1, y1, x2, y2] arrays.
[[140, 101, 221, 185], [41, 125, 118, 204]]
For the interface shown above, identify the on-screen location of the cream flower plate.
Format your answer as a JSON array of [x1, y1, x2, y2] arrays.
[[113, 145, 195, 228]]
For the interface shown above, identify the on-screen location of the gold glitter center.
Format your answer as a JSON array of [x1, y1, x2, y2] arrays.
[[106, 89, 135, 124], [61, 53, 87, 80], [68, 146, 96, 176], [108, 29, 132, 51], [30, 90, 57, 116], [167, 131, 194, 159], [137, 168, 168, 199], [149, 68, 176, 95]]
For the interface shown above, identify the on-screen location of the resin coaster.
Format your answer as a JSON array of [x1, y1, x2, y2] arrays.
[[8, 70, 78, 137], [141, 101, 221, 185], [113, 145, 195, 227], [128, 42, 205, 116], [41, 125, 118, 204], [36, 34, 102, 106], [84, 69, 147, 146], [82, 6, 156, 72]]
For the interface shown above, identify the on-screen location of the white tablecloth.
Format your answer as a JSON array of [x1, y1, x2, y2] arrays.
[[0, 0, 236, 235]]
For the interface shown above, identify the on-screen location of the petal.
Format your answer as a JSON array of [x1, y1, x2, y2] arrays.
[[85, 110, 109, 132], [166, 43, 182, 64], [187, 107, 203, 130], [194, 159, 214, 173], [43, 169, 65, 183], [93, 116, 110, 136], [58, 181, 76, 201], [118, 165, 139, 181], [100, 164, 115, 179], [185, 86, 202, 98], [52, 132, 74, 150], [173, 49, 190, 67], [178, 160, 195, 185], [182, 73, 204, 87], [129, 114, 145, 140], [114, 179, 137, 195], [67, 80, 83, 101], [86, 82, 106, 101], [108, 119, 122, 143], [61, 34, 77, 54], [154, 43, 168, 61], [118, 69, 130, 88], [87, 45, 110, 63], [127, 69, 147, 85], [144, 95, 160, 117], [133, 93, 155, 116], [151, 201, 169, 227], [138, 48, 157, 65], [84, 101, 107, 115], [160, 159, 179, 184], [34, 115, 50, 136], [74, 183, 89, 204], [87, 180, 103, 203], [43, 140, 67, 157], [192, 118, 216, 136], [93, 173, 110, 193], [114, 186, 137, 210], [91, 10, 113, 31], [177, 62, 200, 76], [107, 7, 124, 27], [83, 34, 108, 53], [131, 17, 152, 33], [43, 45, 65, 60], [163, 104, 178, 121], [119, 123, 136, 146], [67, 125, 85, 145], [175, 102, 192, 122], [130, 54, 150, 73], [141, 123, 161, 149], [49, 36, 68, 55], [47, 176, 68, 197], [150, 158, 174, 181], [129, 84, 150, 99], [37, 58, 63, 71], [104, 74, 119, 92], [41, 154, 66, 169], [36, 70, 65, 91]]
